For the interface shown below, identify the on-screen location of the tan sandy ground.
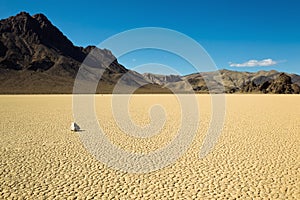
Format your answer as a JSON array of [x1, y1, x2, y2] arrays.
[[0, 95, 299, 199]]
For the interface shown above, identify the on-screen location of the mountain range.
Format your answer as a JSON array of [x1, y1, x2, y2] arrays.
[[0, 12, 299, 94]]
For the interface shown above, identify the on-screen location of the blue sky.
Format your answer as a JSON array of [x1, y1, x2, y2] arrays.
[[1, 0, 300, 75]]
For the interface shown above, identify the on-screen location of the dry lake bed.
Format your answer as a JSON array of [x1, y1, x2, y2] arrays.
[[0, 95, 299, 199]]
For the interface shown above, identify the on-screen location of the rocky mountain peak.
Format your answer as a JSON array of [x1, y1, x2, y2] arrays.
[[32, 13, 50, 24], [0, 11, 87, 71], [13, 11, 31, 20], [1, 11, 38, 35]]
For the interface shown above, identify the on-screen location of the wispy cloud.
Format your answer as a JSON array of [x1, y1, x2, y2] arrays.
[[229, 58, 280, 67]]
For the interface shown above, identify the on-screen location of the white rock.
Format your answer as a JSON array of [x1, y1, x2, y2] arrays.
[[70, 122, 80, 131]]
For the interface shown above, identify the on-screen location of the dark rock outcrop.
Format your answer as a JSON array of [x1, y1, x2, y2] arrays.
[[266, 73, 300, 94], [240, 73, 300, 94]]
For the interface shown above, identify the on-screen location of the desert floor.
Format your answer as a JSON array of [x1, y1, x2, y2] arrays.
[[0, 95, 299, 199]]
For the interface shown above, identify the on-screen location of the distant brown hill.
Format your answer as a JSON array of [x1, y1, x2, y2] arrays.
[[143, 70, 300, 94], [0, 12, 299, 94], [183, 70, 300, 94]]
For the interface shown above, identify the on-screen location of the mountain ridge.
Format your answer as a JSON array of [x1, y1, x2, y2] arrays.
[[0, 12, 299, 94]]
